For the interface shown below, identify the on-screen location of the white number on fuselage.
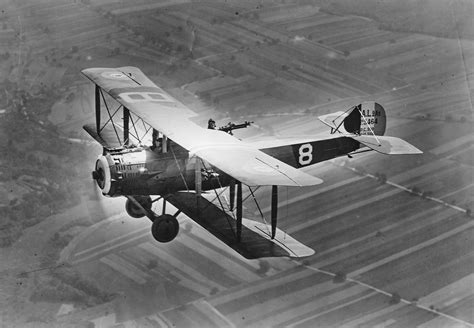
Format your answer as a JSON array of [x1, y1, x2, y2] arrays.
[[298, 143, 313, 166]]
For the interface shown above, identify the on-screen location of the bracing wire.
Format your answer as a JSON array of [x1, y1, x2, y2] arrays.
[[198, 158, 237, 237], [199, 158, 233, 213], [170, 144, 190, 192], [331, 105, 356, 134], [284, 186, 288, 240], [357, 107, 381, 146], [249, 186, 271, 236], [99, 89, 121, 144]]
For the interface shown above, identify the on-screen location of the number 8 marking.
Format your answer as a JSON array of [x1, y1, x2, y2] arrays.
[[298, 143, 313, 166]]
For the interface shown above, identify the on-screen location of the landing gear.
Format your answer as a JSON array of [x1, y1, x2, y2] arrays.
[[151, 214, 179, 243], [126, 196, 180, 243], [125, 196, 152, 218]]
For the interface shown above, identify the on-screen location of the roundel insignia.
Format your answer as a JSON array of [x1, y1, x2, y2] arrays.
[[101, 71, 128, 80]]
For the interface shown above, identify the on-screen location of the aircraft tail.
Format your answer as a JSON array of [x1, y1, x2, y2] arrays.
[[318, 102, 422, 155], [318, 102, 386, 136]]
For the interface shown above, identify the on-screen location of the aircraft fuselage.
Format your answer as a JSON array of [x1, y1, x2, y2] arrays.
[[95, 136, 360, 197]]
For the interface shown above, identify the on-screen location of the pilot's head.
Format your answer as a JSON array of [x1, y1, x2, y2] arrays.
[[208, 118, 216, 129]]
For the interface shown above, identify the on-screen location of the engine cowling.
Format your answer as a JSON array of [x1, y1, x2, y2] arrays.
[[91, 146, 218, 197], [93, 155, 113, 194], [92, 149, 149, 196]]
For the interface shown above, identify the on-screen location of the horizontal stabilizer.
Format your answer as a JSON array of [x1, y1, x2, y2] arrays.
[[352, 135, 423, 155], [318, 110, 348, 130]]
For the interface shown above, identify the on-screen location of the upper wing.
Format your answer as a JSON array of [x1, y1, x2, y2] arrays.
[[82, 67, 322, 187]]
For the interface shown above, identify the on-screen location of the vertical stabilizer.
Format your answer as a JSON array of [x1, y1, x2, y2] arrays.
[[318, 102, 386, 136], [344, 102, 386, 136]]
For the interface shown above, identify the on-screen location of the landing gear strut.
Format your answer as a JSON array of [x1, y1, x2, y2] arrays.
[[126, 196, 180, 243]]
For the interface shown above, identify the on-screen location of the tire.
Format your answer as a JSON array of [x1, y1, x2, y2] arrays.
[[125, 196, 152, 218], [151, 214, 179, 243]]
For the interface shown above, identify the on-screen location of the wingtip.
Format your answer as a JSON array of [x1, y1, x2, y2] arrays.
[[397, 144, 423, 155], [298, 176, 324, 187]]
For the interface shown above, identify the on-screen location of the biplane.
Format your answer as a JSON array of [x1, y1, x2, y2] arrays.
[[82, 66, 421, 258]]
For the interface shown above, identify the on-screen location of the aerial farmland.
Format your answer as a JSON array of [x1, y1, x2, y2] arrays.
[[0, 0, 472, 327]]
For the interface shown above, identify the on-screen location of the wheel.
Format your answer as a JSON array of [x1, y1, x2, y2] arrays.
[[151, 214, 179, 243], [125, 196, 152, 218]]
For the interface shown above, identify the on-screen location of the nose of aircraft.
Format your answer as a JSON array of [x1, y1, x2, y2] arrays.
[[92, 155, 112, 195]]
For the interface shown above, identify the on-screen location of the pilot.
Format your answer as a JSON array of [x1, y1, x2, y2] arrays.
[[207, 118, 216, 129], [156, 137, 163, 152], [151, 129, 159, 150], [151, 130, 164, 152]]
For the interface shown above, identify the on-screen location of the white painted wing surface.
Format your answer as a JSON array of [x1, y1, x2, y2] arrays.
[[353, 135, 423, 154], [194, 145, 323, 186], [82, 67, 323, 187]]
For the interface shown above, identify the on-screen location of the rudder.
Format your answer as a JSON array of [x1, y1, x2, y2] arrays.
[[343, 102, 386, 136], [318, 101, 386, 136]]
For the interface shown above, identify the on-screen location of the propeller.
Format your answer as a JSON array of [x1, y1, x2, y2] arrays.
[[88, 166, 107, 223], [91, 177, 102, 200]]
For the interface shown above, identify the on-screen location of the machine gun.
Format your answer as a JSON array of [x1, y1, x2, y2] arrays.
[[218, 121, 253, 135]]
